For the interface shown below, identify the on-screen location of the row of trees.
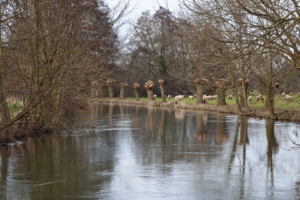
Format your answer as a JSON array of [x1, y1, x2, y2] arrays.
[[0, 0, 130, 142], [123, 1, 300, 119], [1, 0, 300, 141]]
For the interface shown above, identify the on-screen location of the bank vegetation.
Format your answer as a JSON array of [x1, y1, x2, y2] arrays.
[[2, 0, 300, 143]]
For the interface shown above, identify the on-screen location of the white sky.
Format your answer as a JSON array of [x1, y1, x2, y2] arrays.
[[106, 0, 180, 18], [105, 0, 180, 38]]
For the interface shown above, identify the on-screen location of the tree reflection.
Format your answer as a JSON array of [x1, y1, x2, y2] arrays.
[[107, 104, 114, 127], [266, 119, 278, 189], [145, 107, 154, 132], [228, 116, 241, 173], [216, 114, 229, 143], [175, 110, 185, 120], [239, 116, 249, 145], [119, 105, 125, 121], [133, 106, 140, 128], [0, 146, 11, 186], [195, 112, 207, 142], [1, 134, 116, 199], [2, 105, 298, 199], [97, 103, 104, 120], [239, 116, 248, 198], [159, 109, 165, 136], [91, 103, 96, 121]]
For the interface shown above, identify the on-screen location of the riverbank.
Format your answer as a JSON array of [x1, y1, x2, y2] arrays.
[[86, 98, 300, 123]]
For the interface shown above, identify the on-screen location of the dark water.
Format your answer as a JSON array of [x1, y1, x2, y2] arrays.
[[1, 104, 300, 200]]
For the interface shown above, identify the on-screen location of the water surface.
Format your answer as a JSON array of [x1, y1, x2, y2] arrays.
[[0, 104, 300, 199]]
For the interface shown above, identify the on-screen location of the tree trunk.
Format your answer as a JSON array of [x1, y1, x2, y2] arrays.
[[134, 89, 139, 101], [1, 99, 10, 123], [95, 86, 98, 97], [233, 85, 241, 113], [120, 87, 125, 99], [241, 79, 249, 113], [217, 88, 227, 106], [160, 85, 165, 102], [265, 84, 275, 119], [239, 85, 245, 107], [108, 86, 114, 99], [99, 86, 104, 98], [229, 73, 242, 113], [196, 84, 204, 104], [0, 86, 10, 123], [147, 89, 154, 101], [91, 86, 95, 98]]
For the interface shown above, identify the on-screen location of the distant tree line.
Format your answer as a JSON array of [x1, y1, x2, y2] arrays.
[[123, 1, 300, 118]]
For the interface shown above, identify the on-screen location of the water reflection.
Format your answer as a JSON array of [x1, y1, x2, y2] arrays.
[[1, 103, 300, 199], [216, 114, 229, 143], [195, 112, 207, 142], [145, 107, 154, 132], [159, 109, 165, 136]]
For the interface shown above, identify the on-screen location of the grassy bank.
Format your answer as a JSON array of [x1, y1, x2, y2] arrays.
[[88, 95, 300, 123], [129, 94, 300, 111]]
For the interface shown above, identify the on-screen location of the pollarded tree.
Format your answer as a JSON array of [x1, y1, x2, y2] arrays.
[[133, 82, 140, 101], [91, 81, 98, 98], [97, 79, 106, 98], [118, 83, 128, 100], [158, 79, 165, 102], [216, 79, 230, 106], [106, 79, 115, 99], [194, 78, 209, 104], [145, 80, 154, 101]]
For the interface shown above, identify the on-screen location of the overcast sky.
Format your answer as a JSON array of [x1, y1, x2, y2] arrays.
[[105, 0, 180, 38], [106, 0, 180, 19]]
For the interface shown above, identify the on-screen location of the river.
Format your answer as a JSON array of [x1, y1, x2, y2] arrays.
[[0, 103, 300, 199]]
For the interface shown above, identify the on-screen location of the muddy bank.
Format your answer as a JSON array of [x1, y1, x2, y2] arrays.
[[86, 98, 300, 123]]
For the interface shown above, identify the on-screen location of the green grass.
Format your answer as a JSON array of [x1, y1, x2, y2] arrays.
[[0, 102, 22, 120], [8, 102, 22, 113], [128, 94, 300, 111]]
